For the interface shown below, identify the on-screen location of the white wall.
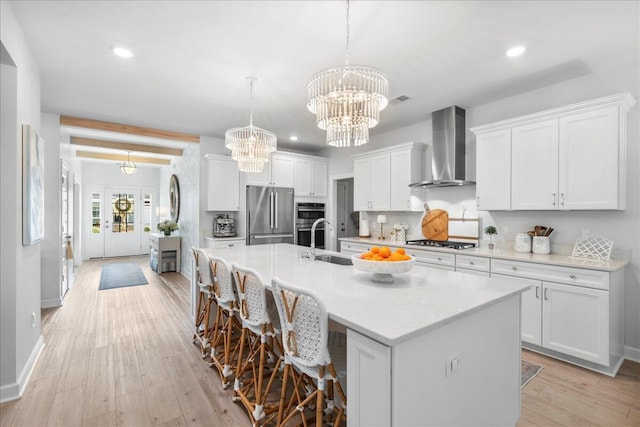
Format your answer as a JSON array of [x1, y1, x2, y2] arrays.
[[0, 1, 44, 402], [321, 61, 640, 355], [160, 143, 200, 280]]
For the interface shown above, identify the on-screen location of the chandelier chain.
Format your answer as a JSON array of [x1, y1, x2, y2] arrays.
[[248, 78, 254, 127], [345, 0, 350, 66]]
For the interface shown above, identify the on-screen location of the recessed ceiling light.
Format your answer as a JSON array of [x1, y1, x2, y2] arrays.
[[113, 47, 133, 58], [289, 136, 298, 141], [506, 46, 526, 58]]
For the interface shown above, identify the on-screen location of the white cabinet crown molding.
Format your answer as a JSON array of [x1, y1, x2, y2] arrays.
[[351, 141, 427, 159], [470, 92, 636, 135]]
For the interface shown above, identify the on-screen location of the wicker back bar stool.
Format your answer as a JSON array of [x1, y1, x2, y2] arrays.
[[208, 255, 242, 389], [192, 247, 217, 358], [271, 277, 347, 427], [231, 263, 284, 426]]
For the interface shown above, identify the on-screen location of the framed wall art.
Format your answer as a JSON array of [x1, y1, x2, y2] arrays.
[[22, 124, 45, 245]]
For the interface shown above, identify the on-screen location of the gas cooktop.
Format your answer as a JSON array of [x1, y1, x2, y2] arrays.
[[405, 239, 476, 250]]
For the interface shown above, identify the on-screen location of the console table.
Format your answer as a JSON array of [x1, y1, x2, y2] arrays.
[[149, 233, 181, 274]]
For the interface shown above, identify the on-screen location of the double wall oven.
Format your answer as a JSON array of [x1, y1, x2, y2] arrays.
[[295, 202, 325, 248]]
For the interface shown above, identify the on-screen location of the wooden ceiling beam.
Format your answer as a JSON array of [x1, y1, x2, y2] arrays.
[[76, 151, 171, 165], [61, 116, 200, 143], [70, 136, 183, 156]]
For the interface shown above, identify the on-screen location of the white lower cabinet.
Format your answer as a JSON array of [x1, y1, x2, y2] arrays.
[[492, 258, 623, 374], [405, 249, 455, 271], [542, 281, 609, 365], [203, 237, 245, 249]]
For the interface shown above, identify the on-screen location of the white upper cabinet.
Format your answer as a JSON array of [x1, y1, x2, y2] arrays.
[[475, 129, 511, 210], [511, 119, 559, 210], [244, 152, 295, 188], [390, 144, 426, 211], [559, 106, 620, 210], [354, 142, 427, 212], [294, 157, 328, 197], [205, 154, 240, 211], [472, 93, 635, 211]]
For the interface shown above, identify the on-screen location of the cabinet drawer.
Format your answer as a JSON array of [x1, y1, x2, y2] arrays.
[[216, 240, 245, 249], [456, 267, 490, 277], [340, 241, 371, 254], [491, 259, 609, 290], [405, 249, 455, 268], [456, 255, 490, 273]]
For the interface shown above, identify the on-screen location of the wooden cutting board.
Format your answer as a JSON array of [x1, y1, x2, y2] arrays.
[[422, 206, 449, 241]]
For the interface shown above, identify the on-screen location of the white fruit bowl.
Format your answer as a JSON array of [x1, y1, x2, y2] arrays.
[[351, 254, 416, 283]]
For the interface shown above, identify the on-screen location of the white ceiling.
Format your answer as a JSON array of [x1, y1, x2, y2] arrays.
[[10, 1, 639, 153]]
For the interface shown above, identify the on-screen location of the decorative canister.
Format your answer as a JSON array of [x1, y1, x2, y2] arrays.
[[532, 236, 551, 254], [514, 233, 532, 253]]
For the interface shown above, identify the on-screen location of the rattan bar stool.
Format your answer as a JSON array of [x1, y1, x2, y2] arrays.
[[271, 277, 347, 427], [208, 255, 242, 389], [231, 263, 284, 426], [192, 247, 217, 358]]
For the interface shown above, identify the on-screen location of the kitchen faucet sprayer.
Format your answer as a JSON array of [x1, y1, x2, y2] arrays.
[[310, 218, 333, 259]]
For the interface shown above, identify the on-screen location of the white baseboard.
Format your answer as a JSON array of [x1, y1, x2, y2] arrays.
[[625, 345, 640, 363], [41, 297, 63, 308], [0, 335, 44, 403]]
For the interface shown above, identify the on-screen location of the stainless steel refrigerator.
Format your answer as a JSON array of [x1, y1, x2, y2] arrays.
[[246, 185, 295, 245]]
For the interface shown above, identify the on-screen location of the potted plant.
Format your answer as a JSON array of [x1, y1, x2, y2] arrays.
[[484, 225, 498, 250], [157, 219, 179, 236]]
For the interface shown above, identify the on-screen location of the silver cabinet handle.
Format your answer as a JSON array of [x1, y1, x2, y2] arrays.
[[469, 261, 475, 265], [535, 286, 539, 299], [511, 266, 517, 271], [437, 257, 442, 261], [569, 274, 576, 279], [552, 193, 556, 206], [407, 200, 410, 209], [228, 244, 234, 247], [560, 193, 565, 206], [476, 196, 480, 207], [544, 288, 549, 300], [275, 191, 279, 228]]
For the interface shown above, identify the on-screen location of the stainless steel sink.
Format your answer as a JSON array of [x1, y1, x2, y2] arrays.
[[314, 254, 353, 266]]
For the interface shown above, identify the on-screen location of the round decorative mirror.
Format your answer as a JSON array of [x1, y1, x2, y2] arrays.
[[169, 174, 180, 222]]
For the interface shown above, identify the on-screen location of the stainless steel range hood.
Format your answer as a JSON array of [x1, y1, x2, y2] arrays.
[[410, 106, 475, 188]]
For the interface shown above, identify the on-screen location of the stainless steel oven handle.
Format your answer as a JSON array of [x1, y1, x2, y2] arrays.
[[253, 234, 294, 239], [297, 228, 325, 232], [275, 191, 278, 229], [297, 208, 325, 212]]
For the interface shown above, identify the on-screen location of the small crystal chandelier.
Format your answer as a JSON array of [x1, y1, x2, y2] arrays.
[[307, 0, 389, 147], [225, 77, 277, 173], [120, 151, 137, 175]]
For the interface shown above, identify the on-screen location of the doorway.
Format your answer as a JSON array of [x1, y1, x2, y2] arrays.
[[85, 186, 154, 259], [328, 174, 355, 251]]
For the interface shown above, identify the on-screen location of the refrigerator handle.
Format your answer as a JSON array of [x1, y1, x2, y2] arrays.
[[275, 191, 278, 229], [269, 191, 274, 229]]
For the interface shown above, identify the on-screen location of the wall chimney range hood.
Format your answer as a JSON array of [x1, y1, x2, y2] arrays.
[[410, 106, 475, 188]]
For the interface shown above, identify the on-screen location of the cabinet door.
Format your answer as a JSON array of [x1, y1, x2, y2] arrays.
[[294, 158, 312, 196], [542, 281, 609, 365], [476, 129, 511, 210], [353, 158, 372, 211], [559, 106, 620, 210], [520, 278, 542, 346], [389, 148, 424, 211], [207, 158, 240, 211], [511, 120, 559, 210], [370, 153, 391, 210], [271, 154, 295, 188], [244, 164, 271, 187], [310, 161, 328, 197]]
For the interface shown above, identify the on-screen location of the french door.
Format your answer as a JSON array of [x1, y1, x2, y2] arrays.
[[85, 186, 154, 258]]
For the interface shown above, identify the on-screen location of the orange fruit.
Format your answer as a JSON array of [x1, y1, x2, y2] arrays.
[[379, 246, 391, 258], [370, 246, 380, 254], [395, 248, 406, 255]]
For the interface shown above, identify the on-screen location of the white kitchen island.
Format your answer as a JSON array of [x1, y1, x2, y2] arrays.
[[200, 243, 530, 426]]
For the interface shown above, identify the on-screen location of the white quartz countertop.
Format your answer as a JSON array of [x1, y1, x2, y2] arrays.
[[339, 237, 629, 272], [203, 236, 244, 241], [205, 243, 530, 346]]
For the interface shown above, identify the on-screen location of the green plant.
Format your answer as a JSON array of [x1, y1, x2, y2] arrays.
[[484, 225, 498, 236], [144, 226, 151, 232], [157, 220, 179, 235]]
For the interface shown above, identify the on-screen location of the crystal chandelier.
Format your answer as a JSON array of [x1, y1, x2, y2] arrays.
[[120, 151, 137, 175], [225, 77, 277, 172], [307, 0, 389, 147]]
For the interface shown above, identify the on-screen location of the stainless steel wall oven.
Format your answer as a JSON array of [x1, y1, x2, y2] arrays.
[[295, 202, 325, 248]]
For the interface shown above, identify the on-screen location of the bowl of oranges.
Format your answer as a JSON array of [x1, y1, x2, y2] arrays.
[[351, 246, 415, 283]]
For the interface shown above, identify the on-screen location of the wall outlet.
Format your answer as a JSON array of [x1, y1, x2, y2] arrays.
[[445, 352, 461, 377]]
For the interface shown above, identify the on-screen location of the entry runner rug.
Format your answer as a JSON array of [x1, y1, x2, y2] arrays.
[[521, 360, 543, 388], [99, 262, 148, 290]]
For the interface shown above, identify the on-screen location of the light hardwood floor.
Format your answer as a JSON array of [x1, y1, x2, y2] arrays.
[[1, 256, 638, 426]]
